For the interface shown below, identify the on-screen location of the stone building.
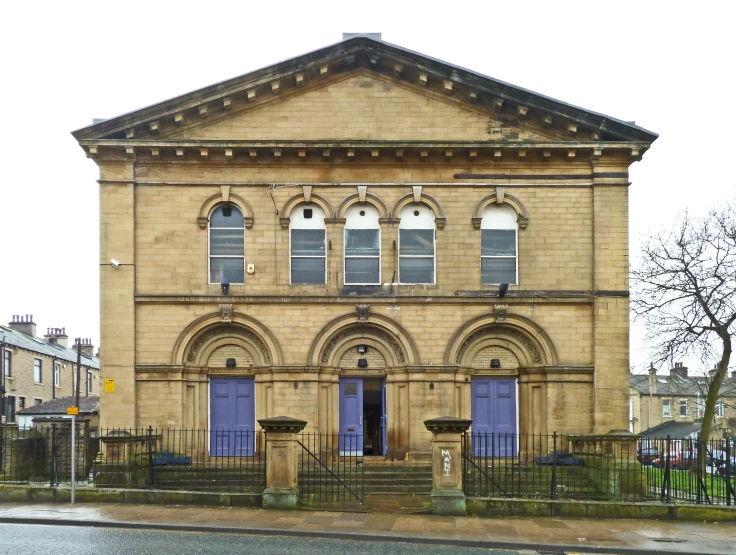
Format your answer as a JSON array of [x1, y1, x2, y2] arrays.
[[73, 34, 657, 459], [630, 364, 736, 439], [1, 315, 100, 424]]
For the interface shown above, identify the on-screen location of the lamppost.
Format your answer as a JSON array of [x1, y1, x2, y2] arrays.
[[1, 335, 6, 468]]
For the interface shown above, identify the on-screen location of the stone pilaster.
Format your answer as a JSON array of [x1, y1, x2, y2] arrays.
[[424, 416, 472, 516], [259, 416, 308, 509]]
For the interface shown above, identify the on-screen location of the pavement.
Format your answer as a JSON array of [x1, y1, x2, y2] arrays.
[[1, 501, 735, 554]]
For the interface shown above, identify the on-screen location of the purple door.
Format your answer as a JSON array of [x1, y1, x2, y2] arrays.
[[471, 378, 517, 457], [210, 378, 255, 456], [339, 378, 363, 455]]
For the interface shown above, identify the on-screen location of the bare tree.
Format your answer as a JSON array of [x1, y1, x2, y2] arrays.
[[632, 199, 736, 443]]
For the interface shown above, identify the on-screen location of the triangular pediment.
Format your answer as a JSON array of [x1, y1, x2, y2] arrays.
[[166, 72, 555, 142], [73, 36, 657, 147]]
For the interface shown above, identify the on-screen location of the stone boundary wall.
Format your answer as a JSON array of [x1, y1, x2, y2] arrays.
[[1, 485, 734, 521], [0, 485, 260, 508], [467, 497, 736, 522]]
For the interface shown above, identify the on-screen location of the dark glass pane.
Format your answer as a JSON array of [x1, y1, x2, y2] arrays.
[[399, 257, 434, 284], [210, 228, 244, 256], [481, 230, 516, 256], [344, 383, 358, 396], [345, 257, 380, 284], [291, 230, 325, 256], [210, 257, 245, 284], [291, 257, 325, 284], [481, 257, 516, 284], [345, 229, 379, 256], [399, 229, 434, 256], [210, 205, 244, 228]]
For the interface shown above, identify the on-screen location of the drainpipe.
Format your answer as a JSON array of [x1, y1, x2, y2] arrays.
[[1, 335, 6, 422], [52, 357, 57, 400]]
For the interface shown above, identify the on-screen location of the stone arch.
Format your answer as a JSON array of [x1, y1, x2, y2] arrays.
[[471, 192, 528, 230], [337, 192, 389, 219], [444, 313, 557, 368], [390, 192, 446, 229], [197, 192, 254, 229], [308, 312, 419, 367], [280, 192, 335, 221], [172, 312, 283, 367]]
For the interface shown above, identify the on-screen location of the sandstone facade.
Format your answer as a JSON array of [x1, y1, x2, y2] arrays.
[[73, 35, 657, 459]]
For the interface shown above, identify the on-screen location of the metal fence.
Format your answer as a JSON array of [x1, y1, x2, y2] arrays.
[[298, 432, 364, 503], [462, 432, 735, 505], [95, 427, 266, 492], [0, 421, 93, 485], [1, 425, 266, 492]]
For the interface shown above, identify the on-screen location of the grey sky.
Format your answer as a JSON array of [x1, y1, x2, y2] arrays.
[[1, 1, 733, 372]]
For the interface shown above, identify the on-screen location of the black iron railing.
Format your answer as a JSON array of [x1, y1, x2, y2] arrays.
[[0, 421, 91, 485], [298, 432, 364, 503], [94, 427, 266, 492], [1, 425, 266, 492], [462, 432, 735, 505]]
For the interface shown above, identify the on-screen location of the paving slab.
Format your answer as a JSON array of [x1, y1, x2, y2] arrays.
[[0, 502, 735, 554]]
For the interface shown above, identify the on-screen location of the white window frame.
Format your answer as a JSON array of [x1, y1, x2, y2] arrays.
[[290, 205, 327, 285], [662, 399, 671, 417], [398, 204, 436, 285], [679, 399, 687, 417], [716, 401, 725, 417], [87, 371, 93, 394], [208, 204, 245, 285], [696, 398, 705, 418], [344, 204, 381, 285], [54, 362, 60, 388], [33, 358, 42, 383], [480, 204, 518, 285], [3, 349, 10, 377]]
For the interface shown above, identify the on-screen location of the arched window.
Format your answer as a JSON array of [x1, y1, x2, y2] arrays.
[[209, 204, 245, 284], [398, 204, 435, 284], [291, 205, 326, 284], [481, 204, 517, 285], [344, 204, 380, 285]]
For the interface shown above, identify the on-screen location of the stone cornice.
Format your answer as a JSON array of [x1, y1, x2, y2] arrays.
[[79, 139, 648, 165], [72, 37, 657, 145], [134, 291, 627, 305]]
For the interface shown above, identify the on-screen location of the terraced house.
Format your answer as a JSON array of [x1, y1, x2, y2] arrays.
[[1, 315, 100, 424], [73, 33, 657, 460]]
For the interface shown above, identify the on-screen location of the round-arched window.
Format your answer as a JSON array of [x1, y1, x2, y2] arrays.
[[344, 204, 380, 285], [209, 204, 244, 284], [480, 204, 517, 285], [398, 204, 435, 284], [290, 205, 326, 284]]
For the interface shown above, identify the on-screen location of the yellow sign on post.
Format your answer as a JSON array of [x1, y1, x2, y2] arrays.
[[104, 379, 116, 393], [67, 406, 79, 415]]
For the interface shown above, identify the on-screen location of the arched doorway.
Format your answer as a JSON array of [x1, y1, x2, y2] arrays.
[[309, 314, 418, 459], [173, 315, 282, 455]]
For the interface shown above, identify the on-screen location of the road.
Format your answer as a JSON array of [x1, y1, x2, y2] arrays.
[[0, 523, 541, 555]]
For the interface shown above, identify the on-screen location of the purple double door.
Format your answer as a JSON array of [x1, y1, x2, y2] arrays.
[[210, 378, 255, 456], [471, 378, 517, 456]]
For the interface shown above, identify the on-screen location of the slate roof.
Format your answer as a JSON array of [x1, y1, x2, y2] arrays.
[[640, 420, 701, 439], [0, 325, 99, 369], [73, 34, 658, 144], [17, 396, 99, 416], [630, 373, 736, 397]]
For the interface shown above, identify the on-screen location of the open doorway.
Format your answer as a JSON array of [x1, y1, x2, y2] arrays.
[[339, 377, 386, 456], [362, 378, 384, 456]]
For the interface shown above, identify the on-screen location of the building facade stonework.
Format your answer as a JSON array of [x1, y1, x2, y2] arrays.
[[73, 35, 657, 459]]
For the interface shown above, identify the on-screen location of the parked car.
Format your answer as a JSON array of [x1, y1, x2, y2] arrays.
[[637, 447, 659, 466], [652, 452, 681, 469]]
